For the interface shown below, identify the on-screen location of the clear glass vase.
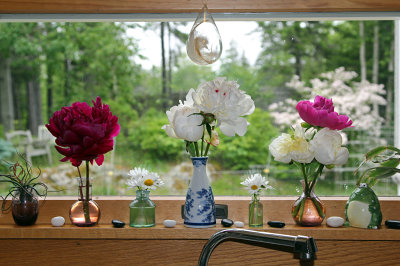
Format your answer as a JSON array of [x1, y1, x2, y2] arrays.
[[130, 190, 156, 227], [292, 181, 326, 226], [249, 194, 263, 227], [69, 183, 101, 227], [12, 188, 39, 226]]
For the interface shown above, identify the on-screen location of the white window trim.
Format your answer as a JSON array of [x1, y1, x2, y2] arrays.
[[0, 12, 399, 22]]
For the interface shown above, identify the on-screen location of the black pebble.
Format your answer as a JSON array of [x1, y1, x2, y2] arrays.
[[267, 221, 285, 228], [112, 219, 125, 228], [385, 220, 400, 229], [221, 218, 234, 227]]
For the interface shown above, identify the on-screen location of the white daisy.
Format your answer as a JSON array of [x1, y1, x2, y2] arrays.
[[240, 173, 272, 195], [140, 172, 164, 191], [127, 167, 164, 191]]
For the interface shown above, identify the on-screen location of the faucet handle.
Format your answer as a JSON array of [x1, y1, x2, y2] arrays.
[[294, 235, 318, 260]]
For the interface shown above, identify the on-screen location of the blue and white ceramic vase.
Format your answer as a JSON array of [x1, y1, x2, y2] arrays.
[[184, 157, 216, 228]]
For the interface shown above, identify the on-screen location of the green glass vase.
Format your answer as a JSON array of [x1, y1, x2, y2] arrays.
[[129, 190, 156, 227], [249, 194, 263, 227]]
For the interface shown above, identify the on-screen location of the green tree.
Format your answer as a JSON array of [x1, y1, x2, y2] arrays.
[[212, 108, 278, 170]]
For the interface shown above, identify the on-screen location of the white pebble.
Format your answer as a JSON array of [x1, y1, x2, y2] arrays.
[[234, 221, 244, 228], [326, 216, 344, 227], [51, 216, 65, 227], [163, 219, 177, 228]]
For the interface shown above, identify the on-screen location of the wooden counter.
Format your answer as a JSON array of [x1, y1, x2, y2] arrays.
[[1, 196, 400, 265]]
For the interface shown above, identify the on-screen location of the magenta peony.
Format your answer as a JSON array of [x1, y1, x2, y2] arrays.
[[296, 96, 352, 130], [46, 97, 120, 167]]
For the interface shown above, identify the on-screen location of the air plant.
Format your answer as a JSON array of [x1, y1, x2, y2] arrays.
[[0, 155, 48, 212], [355, 145, 400, 187]]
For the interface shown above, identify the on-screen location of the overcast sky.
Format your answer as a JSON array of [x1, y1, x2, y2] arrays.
[[127, 21, 262, 69]]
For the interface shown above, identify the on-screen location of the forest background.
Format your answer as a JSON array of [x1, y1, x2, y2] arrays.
[[0, 21, 396, 196]]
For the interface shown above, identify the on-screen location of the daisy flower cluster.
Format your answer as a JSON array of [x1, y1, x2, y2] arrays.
[[240, 173, 272, 196], [127, 167, 164, 191]]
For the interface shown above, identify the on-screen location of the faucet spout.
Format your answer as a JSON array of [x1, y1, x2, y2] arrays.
[[198, 229, 317, 266]]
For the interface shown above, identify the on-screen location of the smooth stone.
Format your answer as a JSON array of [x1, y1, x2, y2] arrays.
[[221, 218, 234, 227], [327, 216, 345, 227], [51, 216, 65, 227], [267, 221, 285, 228], [385, 220, 400, 229], [163, 220, 177, 228], [234, 221, 244, 228], [112, 219, 125, 228]]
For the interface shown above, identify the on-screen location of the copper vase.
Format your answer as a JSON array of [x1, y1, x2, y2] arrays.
[[292, 182, 326, 226], [69, 184, 100, 227]]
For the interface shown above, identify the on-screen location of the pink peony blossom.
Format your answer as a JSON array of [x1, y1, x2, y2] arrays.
[[296, 96, 352, 130], [46, 97, 120, 167]]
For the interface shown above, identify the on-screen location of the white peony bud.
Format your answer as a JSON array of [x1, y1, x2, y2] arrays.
[[162, 104, 203, 142]]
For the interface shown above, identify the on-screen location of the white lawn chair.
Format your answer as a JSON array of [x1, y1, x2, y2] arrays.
[[6, 129, 52, 164]]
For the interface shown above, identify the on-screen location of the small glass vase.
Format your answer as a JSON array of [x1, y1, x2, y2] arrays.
[[249, 194, 263, 227], [12, 188, 39, 226], [292, 181, 326, 226], [130, 190, 156, 227], [69, 183, 101, 227]]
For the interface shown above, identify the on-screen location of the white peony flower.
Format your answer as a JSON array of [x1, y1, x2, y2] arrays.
[[240, 173, 272, 195], [190, 77, 255, 137], [127, 167, 164, 191], [269, 133, 293, 163], [162, 93, 203, 142], [310, 128, 349, 166], [269, 126, 314, 164]]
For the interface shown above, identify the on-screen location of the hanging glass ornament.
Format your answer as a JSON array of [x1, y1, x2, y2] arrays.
[[186, 4, 222, 65]]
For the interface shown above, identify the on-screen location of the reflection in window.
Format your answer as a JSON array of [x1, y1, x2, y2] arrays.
[[0, 21, 395, 196]]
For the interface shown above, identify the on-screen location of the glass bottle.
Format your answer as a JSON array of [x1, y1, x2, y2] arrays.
[[12, 188, 39, 226], [69, 183, 101, 227], [130, 190, 156, 227], [249, 194, 263, 227]]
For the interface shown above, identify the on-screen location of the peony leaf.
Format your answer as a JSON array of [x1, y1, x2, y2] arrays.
[[365, 146, 400, 161], [380, 158, 400, 168], [185, 141, 196, 157]]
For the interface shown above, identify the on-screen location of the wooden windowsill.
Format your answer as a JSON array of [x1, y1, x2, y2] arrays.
[[1, 196, 400, 241]]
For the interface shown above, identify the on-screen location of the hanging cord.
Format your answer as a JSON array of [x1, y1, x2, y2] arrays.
[[202, 0, 208, 22]]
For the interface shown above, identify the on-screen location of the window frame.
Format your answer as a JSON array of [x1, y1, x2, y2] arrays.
[[0, 2, 399, 196]]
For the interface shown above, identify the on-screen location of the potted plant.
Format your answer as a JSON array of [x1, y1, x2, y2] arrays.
[[0, 155, 48, 226]]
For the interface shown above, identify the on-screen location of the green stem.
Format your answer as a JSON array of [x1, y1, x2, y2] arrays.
[[194, 142, 200, 157], [249, 194, 257, 225], [298, 198, 305, 223], [309, 164, 324, 194], [311, 197, 325, 218], [292, 199, 302, 218], [300, 164, 310, 197], [83, 161, 91, 224], [76, 166, 84, 202], [204, 143, 211, 157], [201, 133, 204, 157]]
